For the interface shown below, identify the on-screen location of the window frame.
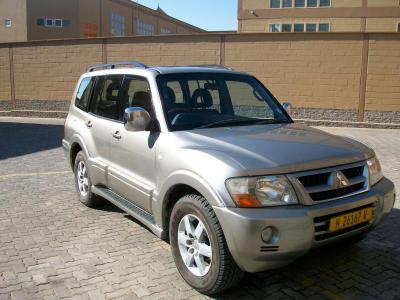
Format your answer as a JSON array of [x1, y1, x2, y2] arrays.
[[45, 18, 54, 27], [318, 23, 331, 32], [319, 0, 331, 7], [119, 75, 155, 121], [88, 75, 124, 122], [306, 23, 317, 32], [282, 0, 293, 8], [281, 23, 293, 32], [294, 23, 305, 32], [4, 18, 12, 28], [270, 0, 281, 9], [54, 19, 63, 27], [75, 76, 95, 112], [294, 0, 306, 8]]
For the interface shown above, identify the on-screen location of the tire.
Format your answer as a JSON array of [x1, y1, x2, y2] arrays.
[[73, 151, 102, 207], [169, 194, 244, 295]]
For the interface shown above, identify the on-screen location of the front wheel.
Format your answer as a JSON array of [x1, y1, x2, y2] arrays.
[[169, 194, 244, 295], [73, 151, 102, 207]]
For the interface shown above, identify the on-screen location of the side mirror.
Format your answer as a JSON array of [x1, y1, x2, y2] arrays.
[[282, 102, 293, 115], [123, 107, 151, 132]]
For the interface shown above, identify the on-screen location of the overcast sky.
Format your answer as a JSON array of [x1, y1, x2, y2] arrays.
[[134, 0, 238, 31]]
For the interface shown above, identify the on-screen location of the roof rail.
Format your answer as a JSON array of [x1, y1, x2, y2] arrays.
[[87, 61, 148, 72], [187, 64, 233, 71]]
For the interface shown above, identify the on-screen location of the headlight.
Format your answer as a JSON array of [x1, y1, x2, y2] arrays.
[[367, 156, 383, 186], [225, 176, 298, 207]]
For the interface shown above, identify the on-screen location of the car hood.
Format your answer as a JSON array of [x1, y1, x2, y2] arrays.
[[174, 123, 374, 175]]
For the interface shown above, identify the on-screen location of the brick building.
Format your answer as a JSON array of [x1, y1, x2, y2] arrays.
[[0, 0, 204, 43], [238, 0, 400, 33]]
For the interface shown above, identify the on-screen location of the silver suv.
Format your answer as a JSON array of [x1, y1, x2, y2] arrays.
[[63, 62, 395, 294]]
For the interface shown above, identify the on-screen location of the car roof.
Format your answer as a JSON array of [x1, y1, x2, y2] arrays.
[[82, 63, 248, 78]]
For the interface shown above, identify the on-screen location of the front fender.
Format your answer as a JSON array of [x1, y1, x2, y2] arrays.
[[152, 170, 227, 229]]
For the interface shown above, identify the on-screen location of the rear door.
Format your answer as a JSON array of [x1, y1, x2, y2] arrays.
[[107, 75, 157, 212], [86, 75, 124, 185]]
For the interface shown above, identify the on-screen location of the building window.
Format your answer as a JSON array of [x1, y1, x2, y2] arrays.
[[282, 0, 293, 8], [271, 0, 281, 8], [4, 18, 12, 28], [307, 0, 318, 7], [36, 18, 44, 26], [295, 0, 306, 7], [111, 13, 125, 36], [306, 23, 317, 32], [397, 23, 400, 32], [319, 0, 331, 7], [136, 19, 155, 36], [160, 28, 172, 34], [294, 23, 305, 32], [63, 20, 71, 27], [54, 19, 62, 27], [45, 19, 54, 27], [269, 24, 281, 32], [282, 24, 292, 32], [318, 23, 330, 32]]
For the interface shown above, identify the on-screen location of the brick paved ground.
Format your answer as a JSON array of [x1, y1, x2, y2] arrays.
[[0, 118, 399, 300]]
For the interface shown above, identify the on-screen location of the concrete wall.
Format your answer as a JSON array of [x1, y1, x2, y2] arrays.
[[1, 33, 399, 123]]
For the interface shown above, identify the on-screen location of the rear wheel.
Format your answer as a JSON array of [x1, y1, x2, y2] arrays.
[[169, 194, 244, 294], [73, 151, 102, 207]]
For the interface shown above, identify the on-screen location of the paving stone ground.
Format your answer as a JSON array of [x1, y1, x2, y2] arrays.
[[0, 118, 399, 300]]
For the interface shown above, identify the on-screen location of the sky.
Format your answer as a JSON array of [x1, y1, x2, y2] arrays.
[[134, 0, 238, 31]]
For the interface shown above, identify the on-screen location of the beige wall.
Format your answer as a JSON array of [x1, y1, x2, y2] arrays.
[[332, 0, 362, 8], [101, 0, 134, 36], [12, 41, 103, 101], [0, 0, 27, 43], [366, 18, 400, 32], [367, 0, 399, 7], [225, 34, 363, 110], [79, 0, 101, 37], [366, 34, 400, 111], [27, 0, 80, 40], [1, 33, 400, 113], [0, 47, 11, 102]]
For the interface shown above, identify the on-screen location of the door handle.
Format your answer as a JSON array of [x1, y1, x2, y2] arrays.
[[85, 120, 92, 128], [112, 131, 122, 140]]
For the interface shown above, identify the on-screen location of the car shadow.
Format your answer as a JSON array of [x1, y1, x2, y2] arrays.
[[0, 122, 64, 160]]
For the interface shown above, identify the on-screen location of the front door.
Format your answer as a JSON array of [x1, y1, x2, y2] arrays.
[[108, 76, 158, 212]]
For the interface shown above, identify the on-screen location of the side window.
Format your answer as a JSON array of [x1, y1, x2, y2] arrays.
[[90, 75, 123, 121], [75, 77, 95, 111], [120, 76, 154, 120]]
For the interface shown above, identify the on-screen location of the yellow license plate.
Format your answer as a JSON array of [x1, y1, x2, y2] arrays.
[[329, 208, 373, 233]]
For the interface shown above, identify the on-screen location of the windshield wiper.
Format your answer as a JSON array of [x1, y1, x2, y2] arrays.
[[196, 118, 251, 129]]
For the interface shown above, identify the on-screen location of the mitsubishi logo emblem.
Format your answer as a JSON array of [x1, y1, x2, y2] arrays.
[[336, 171, 350, 187]]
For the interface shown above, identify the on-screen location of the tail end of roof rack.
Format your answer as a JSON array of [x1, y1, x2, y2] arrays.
[[87, 61, 148, 72]]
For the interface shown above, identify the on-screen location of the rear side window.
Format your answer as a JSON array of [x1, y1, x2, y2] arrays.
[[75, 77, 95, 111], [89, 75, 123, 121]]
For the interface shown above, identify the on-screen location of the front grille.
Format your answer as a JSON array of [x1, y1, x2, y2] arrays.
[[313, 204, 376, 241], [294, 162, 368, 203], [309, 182, 365, 201], [342, 166, 364, 179], [298, 172, 330, 188], [260, 246, 279, 252]]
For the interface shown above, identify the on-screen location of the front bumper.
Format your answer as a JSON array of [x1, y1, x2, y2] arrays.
[[214, 177, 395, 273]]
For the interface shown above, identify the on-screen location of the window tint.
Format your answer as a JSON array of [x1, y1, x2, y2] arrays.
[[319, 0, 331, 7], [282, 24, 292, 32], [282, 0, 292, 8], [306, 24, 317, 32], [90, 76, 123, 121], [307, 0, 317, 7], [75, 77, 95, 111], [271, 0, 280, 8], [120, 76, 153, 120], [294, 24, 304, 32], [319, 23, 330, 32]]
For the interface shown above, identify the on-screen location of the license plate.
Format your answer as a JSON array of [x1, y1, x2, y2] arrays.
[[329, 207, 373, 233]]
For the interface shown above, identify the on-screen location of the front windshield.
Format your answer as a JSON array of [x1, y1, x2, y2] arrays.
[[156, 72, 292, 131]]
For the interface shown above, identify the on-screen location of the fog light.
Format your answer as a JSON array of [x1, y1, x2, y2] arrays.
[[261, 227, 274, 243]]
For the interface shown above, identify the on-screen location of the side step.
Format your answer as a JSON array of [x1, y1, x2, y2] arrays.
[[92, 186, 163, 238]]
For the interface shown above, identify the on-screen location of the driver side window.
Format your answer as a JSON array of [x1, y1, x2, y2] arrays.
[[120, 76, 154, 121]]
